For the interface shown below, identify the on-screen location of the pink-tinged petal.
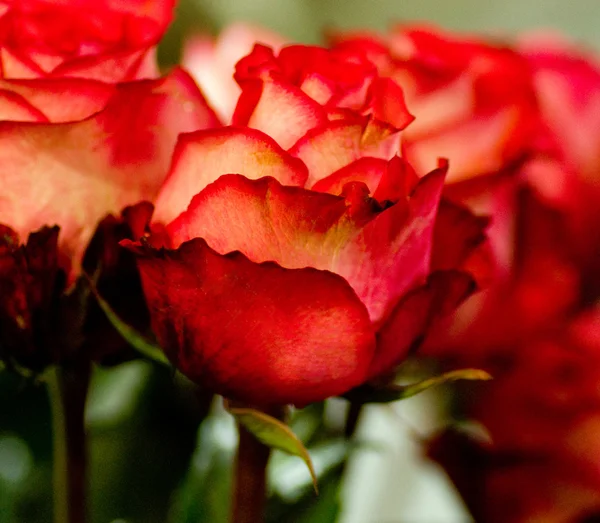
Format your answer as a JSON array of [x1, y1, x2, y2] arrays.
[[154, 127, 308, 225], [0, 88, 47, 121], [291, 120, 401, 188], [125, 237, 376, 406], [183, 23, 285, 123], [402, 107, 525, 181], [366, 77, 415, 129], [372, 155, 420, 203], [167, 174, 354, 260], [168, 169, 444, 325], [431, 200, 490, 274], [0, 0, 175, 81], [233, 77, 328, 149], [312, 157, 388, 196], [0, 77, 115, 122], [0, 46, 44, 78], [369, 270, 476, 379], [332, 166, 446, 324], [0, 68, 218, 278], [50, 47, 155, 82]]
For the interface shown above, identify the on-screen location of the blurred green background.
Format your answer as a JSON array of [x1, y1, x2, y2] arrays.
[[3, 0, 600, 522]]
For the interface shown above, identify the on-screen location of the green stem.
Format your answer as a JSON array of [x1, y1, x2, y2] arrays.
[[230, 423, 271, 523], [47, 362, 91, 523]]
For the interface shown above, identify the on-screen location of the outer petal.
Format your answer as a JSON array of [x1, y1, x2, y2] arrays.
[[0, 68, 218, 278], [290, 120, 400, 187], [0, 77, 115, 122], [369, 270, 476, 379], [0, 224, 61, 369], [125, 237, 376, 406], [168, 168, 445, 325], [153, 127, 308, 225]]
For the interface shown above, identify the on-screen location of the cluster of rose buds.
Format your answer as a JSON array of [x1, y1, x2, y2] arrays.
[[1, 1, 600, 521]]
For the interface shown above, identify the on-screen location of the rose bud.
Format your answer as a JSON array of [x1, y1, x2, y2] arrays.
[[0, 0, 176, 81], [124, 43, 488, 407]]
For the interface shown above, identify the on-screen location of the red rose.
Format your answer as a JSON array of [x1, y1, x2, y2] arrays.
[[332, 25, 539, 184], [0, 68, 219, 280], [412, 31, 600, 523], [125, 43, 485, 407], [0, 0, 176, 81]]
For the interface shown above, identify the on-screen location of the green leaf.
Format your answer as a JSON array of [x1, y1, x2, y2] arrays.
[[229, 407, 318, 493], [85, 277, 169, 367], [345, 368, 492, 404], [393, 368, 492, 399]]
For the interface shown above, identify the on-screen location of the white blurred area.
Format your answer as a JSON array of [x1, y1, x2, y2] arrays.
[[336, 395, 472, 523]]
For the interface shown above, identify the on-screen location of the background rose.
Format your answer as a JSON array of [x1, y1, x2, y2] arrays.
[[414, 35, 600, 523], [125, 43, 488, 407], [0, 0, 177, 81], [0, 0, 222, 370], [331, 25, 539, 184]]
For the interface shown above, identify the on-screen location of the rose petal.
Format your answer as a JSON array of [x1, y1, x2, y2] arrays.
[[0, 88, 47, 121], [153, 127, 308, 225], [431, 200, 490, 274], [0, 68, 218, 278], [126, 237, 376, 406], [369, 270, 476, 379], [233, 76, 329, 149], [0, 77, 115, 121], [311, 157, 388, 196], [168, 168, 445, 324], [291, 120, 400, 188]]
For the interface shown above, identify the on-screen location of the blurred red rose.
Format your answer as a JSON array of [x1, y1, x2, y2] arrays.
[[412, 33, 600, 523], [331, 24, 539, 184], [0, 0, 176, 81], [124, 43, 487, 407]]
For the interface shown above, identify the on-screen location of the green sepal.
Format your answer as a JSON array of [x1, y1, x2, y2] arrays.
[[228, 406, 318, 493], [85, 276, 169, 367]]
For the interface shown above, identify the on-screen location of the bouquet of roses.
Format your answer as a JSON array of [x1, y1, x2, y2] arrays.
[[1, 2, 599, 522]]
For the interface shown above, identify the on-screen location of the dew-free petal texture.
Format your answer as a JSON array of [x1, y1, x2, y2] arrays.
[[0, 68, 218, 278], [168, 168, 445, 325], [0, 77, 115, 121], [183, 23, 286, 123], [233, 76, 328, 149], [0, 0, 175, 81], [154, 127, 308, 225], [290, 120, 400, 188], [369, 270, 476, 379], [311, 157, 388, 196], [125, 237, 376, 406]]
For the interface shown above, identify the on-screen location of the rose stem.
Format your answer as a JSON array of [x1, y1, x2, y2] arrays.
[[230, 423, 271, 523], [48, 361, 91, 523]]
